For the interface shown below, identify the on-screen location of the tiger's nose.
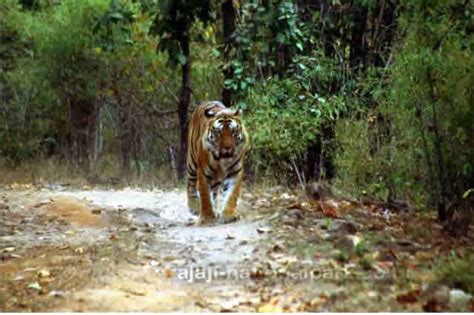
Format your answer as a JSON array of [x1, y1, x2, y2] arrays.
[[220, 147, 234, 157]]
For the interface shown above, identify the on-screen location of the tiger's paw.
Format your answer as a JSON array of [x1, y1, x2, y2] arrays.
[[222, 210, 241, 224], [198, 214, 217, 225], [189, 207, 199, 215]]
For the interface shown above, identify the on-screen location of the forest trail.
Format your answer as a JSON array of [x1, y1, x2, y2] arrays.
[[1, 185, 473, 312]]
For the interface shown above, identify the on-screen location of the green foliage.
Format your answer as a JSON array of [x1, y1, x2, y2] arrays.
[[150, 0, 215, 66], [1, 0, 472, 225], [334, 0, 473, 212], [245, 77, 345, 159], [94, 0, 136, 51], [223, 0, 305, 102], [1, 1, 106, 161], [389, 0, 473, 208]]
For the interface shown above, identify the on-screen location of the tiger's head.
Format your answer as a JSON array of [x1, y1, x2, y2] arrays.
[[203, 108, 247, 160]]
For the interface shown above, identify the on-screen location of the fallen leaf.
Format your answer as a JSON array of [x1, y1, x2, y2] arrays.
[[120, 286, 148, 296], [321, 202, 338, 218], [49, 290, 66, 298], [218, 299, 240, 311], [258, 302, 283, 312], [376, 260, 394, 269], [34, 200, 50, 208], [423, 299, 442, 312], [396, 289, 420, 304], [75, 247, 84, 254], [37, 269, 51, 278], [287, 202, 303, 210], [271, 243, 284, 252], [250, 266, 267, 279], [149, 260, 159, 267], [163, 268, 174, 278], [10, 253, 22, 258], [28, 282, 42, 290], [257, 227, 272, 234], [414, 251, 431, 261], [279, 193, 294, 200]]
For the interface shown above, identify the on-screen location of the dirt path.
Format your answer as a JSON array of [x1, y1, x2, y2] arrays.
[[1, 185, 473, 311], [1, 187, 274, 311]]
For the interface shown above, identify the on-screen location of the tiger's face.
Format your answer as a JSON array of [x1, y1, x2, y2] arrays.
[[204, 111, 245, 160]]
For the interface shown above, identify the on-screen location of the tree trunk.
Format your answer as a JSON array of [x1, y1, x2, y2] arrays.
[[306, 123, 335, 181], [68, 98, 96, 170], [221, 0, 236, 107], [349, 5, 368, 70], [177, 35, 191, 180]]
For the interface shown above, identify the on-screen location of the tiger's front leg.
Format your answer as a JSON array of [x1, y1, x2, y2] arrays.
[[221, 172, 243, 223], [187, 177, 200, 215], [197, 168, 216, 224]]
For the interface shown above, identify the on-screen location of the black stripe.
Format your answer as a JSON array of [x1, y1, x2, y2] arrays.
[[204, 173, 213, 180], [187, 167, 197, 176], [207, 163, 217, 173], [190, 153, 197, 169], [190, 133, 196, 157], [187, 155, 197, 172], [227, 157, 241, 172], [211, 181, 222, 189], [226, 167, 242, 179]]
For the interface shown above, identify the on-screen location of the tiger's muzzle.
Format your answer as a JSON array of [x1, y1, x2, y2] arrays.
[[219, 148, 234, 159]]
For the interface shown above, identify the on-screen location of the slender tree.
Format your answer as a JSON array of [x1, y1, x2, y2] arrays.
[[220, 0, 236, 106], [151, 0, 214, 180]]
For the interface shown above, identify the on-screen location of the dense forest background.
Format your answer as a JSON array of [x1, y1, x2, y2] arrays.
[[1, 0, 473, 227]]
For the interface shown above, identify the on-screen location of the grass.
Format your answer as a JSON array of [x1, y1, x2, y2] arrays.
[[0, 157, 178, 190], [435, 254, 474, 294]]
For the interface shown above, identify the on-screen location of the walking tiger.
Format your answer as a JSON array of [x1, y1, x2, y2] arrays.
[[186, 101, 249, 224]]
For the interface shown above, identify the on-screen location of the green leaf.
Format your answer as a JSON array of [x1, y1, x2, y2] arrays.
[[109, 12, 124, 20], [297, 63, 307, 71], [463, 188, 473, 199], [177, 53, 187, 65], [276, 33, 285, 44], [295, 41, 303, 51]]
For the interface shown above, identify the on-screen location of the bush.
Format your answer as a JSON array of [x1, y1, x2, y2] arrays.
[[244, 76, 345, 181], [334, 1, 473, 217]]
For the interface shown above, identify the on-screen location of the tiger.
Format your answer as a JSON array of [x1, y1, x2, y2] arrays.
[[186, 101, 249, 224]]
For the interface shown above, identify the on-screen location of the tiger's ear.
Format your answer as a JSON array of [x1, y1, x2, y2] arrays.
[[204, 108, 217, 117], [234, 108, 243, 116]]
